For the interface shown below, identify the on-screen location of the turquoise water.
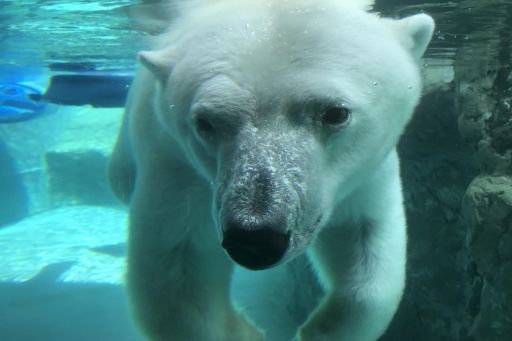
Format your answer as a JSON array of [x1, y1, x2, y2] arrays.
[[1, 2, 144, 340], [1, 1, 511, 340]]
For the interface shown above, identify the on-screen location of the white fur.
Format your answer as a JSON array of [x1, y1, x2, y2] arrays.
[[109, 1, 434, 340]]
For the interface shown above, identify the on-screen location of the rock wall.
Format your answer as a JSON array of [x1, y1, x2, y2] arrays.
[[44, 107, 122, 207], [0, 106, 122, 219], [455, 4, 512, 338], [382, 1, 512, 340], [0, 138, 27, 227]]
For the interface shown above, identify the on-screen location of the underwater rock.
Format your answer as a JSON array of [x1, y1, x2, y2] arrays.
[[383, 6, 512, 333], [0, 138, 28, 227], [46, 150, 115, 207], [44, 107, 122, 207], [462, 176, 512, 340], [454, 3, 512, 339], [1, 101, 124, 213]]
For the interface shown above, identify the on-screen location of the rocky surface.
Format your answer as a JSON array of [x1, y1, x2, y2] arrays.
[[44, 107, 122, 207], [454, 4, 512, 338], [0, 138, 27, 227], [462, 176, 512, 340], [0, 105, 68, 217], [382, 1, 512, 340], [0, 106, 123, 219]]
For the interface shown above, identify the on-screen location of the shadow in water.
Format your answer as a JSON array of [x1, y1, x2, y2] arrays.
[[0, 262, 141, 341]]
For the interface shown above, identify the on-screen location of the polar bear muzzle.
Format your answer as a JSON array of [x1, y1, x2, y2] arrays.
[[215, 133, 307, 270], [219, 166, 292, 270]]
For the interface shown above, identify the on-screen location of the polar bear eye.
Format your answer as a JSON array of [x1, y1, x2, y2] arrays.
[[321, 106, 351, 127], [195, 116, 216, 136]]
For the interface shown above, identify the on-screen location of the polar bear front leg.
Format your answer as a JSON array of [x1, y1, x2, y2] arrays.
[[300, 218, 406, 341], [126, 165, 262, 341], [299, 154, 407, 341]]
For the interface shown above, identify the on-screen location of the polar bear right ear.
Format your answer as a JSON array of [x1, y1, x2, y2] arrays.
[[394, 13, 435, 60], [138, 50, 174, 83]]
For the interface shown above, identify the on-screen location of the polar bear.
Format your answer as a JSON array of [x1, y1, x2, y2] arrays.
[[108, 0, 434, 340]]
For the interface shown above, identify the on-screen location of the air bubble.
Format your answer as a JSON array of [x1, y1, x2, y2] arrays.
[[373, 81, 378, 86]]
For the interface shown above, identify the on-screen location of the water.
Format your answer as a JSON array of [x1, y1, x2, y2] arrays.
[[0, 0, 144, 71], [1, 1, 511, 340]]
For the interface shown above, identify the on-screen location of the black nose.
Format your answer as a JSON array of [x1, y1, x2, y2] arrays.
[[222, 227, 290, 270]]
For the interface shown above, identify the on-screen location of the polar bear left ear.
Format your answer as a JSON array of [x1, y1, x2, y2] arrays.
[[138, 50, 174, 83], [395, 13, 435, 60]]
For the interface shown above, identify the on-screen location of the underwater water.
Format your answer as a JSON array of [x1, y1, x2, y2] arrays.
[[0, 0, 511, 340]]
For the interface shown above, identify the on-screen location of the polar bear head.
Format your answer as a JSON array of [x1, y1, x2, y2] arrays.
[[139, 0, 434, 270]]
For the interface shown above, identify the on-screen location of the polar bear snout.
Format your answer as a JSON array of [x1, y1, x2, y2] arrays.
[[221, 219, 290, 270], [217, 162, 297, 269]]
